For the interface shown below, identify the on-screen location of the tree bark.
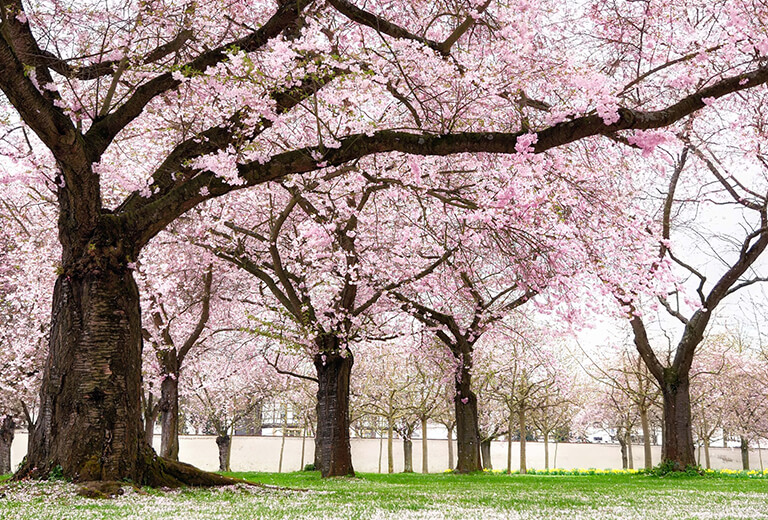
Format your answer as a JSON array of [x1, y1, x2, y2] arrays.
[[313, 339, 354, 477], [626, 430, 634, 470], [20, 270, 146, 481], [518, 408, 527, 474], [421, 417, 428, 474], [741, 436, 750, 471], [640, 407, 652, 470], [159, 372, 180, 461], [403, 436, 413, 473], [387, 418, 394, 474], [216, 434, 232, 472], [543, 430, 550, 470], [659, 377, 696, 470], [507, 412, 513, 474], [480, 438, 492, 470], [0, 416, 14, 474], [454, 358, 481, 472], [16, 263, 239, 487], [618, 427, 628, 470], [143, 393, 159, 448], [447, 424, 454, 471], [704, 438, 711, 469]]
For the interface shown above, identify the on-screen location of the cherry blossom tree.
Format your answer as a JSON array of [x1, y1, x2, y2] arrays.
[[621, 122, 768, 469], [1, 0, 767, 484]]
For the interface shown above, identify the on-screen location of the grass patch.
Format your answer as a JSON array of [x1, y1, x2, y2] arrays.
[[0, 474, 10, 483], [1, 471, 767, 519]]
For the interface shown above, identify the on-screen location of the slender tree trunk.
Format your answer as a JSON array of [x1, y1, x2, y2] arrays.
[[454, 354, 481, 473], [626, 430, 634, 470], [387, 418, 394, 474], [216, 434, 231, 472], [143, 395, 159, 448], [507, 413, 513, 474], [313, 339, 354, 477], [0, 416, 14, 474], [159, 372, 180, 461], [447, 425, 454, 470], [640, 407, 652, 470], [660, 377, 696, 470], [278, 404, 288, 473], [480, 438, 492, 470], [403, 436, 414, 472], [300, 419, 307, 470], [421, 417, 429, 474], [618, 427, 628, 470], [741, 436, 750, 471], [543, 431, 549, 470], [378, 433, 383, 473], [518, 408, 527, 474], [704, 437, 711, 469]]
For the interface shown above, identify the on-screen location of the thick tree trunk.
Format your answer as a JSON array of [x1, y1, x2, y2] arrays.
[[0, 416, 14, 474], [421, 417, 428, 474], [454, 362, 481, 473], [480, 438, 492, 470], [313, 340, 354, 477], [16, 265, 239, 487], [518, 408, 527, 474], [20, 270, 146, 481], [741, 436, 750, 471], [660, 378, 696, 470], [403, 437, 413, 472], [216, 434, 232, 472], [640, 407, 652, 470], [159, 374, 180, 461], [447, 425, 454, 470]]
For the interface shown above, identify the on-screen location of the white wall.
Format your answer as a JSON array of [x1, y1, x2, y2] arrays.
[[9, 433, 766, 473]]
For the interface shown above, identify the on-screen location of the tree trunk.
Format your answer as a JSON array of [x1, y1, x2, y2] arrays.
[[454, 359, 481, 473], [159, 373, 180, 461], [480, 438, 492, 470], [626, 430, 634, 470], [143, 394, 159, 448], [640, 407, 652, 470], [704, 438, 711, 469], [421, 417, 428, 474], [20, 270, 147, 482], [300, 420, 307, 470], [387, 418, 394, 474], [543, 430, 549, 470], [741, 436, 750, 471], [313, 339, 354, 478], [618, 428, 628, 470], [447, 424, 454, 470], [16, 264, 240, 487], [507, 413, 513, 474], [660, 377, 696, 470], [0, 416, 14, 474], [403, 436, 414, 472], [518, 408, 527, 474], [216, 434, 231, 472]]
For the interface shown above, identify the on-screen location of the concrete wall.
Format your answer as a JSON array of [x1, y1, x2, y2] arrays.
[[8, 433, 766, 473]]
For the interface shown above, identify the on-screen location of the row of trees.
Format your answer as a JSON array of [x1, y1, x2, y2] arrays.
[[0, 0, 767, 484]]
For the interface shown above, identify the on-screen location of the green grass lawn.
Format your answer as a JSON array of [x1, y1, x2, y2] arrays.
[[1, 471, 768, 519]]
